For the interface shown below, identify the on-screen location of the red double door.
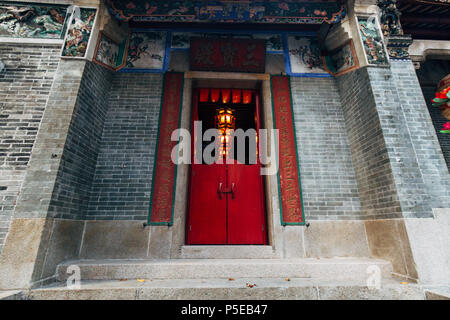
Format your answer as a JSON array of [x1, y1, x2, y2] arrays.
[[186, 89, 267, 245]]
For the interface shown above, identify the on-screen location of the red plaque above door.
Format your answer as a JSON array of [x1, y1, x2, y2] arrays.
[[190, 38, 266, 73]]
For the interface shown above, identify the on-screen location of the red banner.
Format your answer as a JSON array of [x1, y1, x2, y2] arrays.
[[149, 73, 184, 225], [190, 38, 266, 73], [271, 76, 304, 225]]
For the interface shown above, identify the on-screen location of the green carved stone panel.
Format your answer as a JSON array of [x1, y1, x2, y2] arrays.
[[0, 2, 69, 39]]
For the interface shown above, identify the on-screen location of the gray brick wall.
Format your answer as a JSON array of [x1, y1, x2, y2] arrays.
[[87, 73, 163, 220], [390, 60, 450, 210], [337, 63, 450, 219], [0, 43, 60, 253], [48, 61, 113, 219], [290, 77, 362, 220], [336, 67, 403, 219]]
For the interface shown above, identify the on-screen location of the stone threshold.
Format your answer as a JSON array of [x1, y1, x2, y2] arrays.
[[56, 258, 393, 282], [180, 245, 278, 259], [26, 278, 425, 300]]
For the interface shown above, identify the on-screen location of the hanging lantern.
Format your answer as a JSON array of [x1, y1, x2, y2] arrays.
[[215, 107, 235, 159], [242, 90, 252, 104], [211, 88, 220, 103], [221, 89, 231, 104], [199, 88, 209, 102], [232, 89, 241, 104]]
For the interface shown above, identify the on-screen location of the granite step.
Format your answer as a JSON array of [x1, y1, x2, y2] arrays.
[[180, 245, 278, 259], [56, 258, 393, 282], [26, 278, 425, 300]]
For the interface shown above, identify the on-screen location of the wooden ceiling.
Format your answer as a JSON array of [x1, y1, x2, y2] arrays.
[[398, 0, 450, 40]]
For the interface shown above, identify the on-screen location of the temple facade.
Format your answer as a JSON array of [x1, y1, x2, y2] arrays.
[[0, 0, 449, 299]]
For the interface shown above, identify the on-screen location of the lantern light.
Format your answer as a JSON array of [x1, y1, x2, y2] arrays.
[[221, 89, 231, 104], [211, 88, 220, 103], [215, 107, 235, 159]]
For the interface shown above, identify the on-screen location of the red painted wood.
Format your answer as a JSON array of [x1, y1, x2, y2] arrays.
[[227, 164, 267, 244], [149, 73, 183, 224], [187, 88, 267, 245], [271, 76, 304, 224], [187, 164, 227, 244], [190, 38, 266, 73]]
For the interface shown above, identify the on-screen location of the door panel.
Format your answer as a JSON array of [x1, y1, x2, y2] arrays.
[[187, 163, 227, 244], [227, 164, 266, 244]]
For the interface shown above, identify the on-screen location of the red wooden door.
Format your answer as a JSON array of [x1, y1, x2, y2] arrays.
[[187, 88, 267, 245], [187, 163, 227, 244], [227, 164, 266, 244]]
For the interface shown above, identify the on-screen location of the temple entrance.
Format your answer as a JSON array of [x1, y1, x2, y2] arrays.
[[186, 88, 267, 245]]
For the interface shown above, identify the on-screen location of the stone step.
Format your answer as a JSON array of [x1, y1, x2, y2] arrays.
[[26, 278, 425, 300], [57, 258, 393, 282], [180, 245, 278, 259]]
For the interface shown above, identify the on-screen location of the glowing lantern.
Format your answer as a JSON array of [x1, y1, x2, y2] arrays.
[[215, 107, 235, 159], [221, 89, 231, 104], [211, 88, 220, 103], [243, 90, 252, 104], [232, 89, 241, 104]]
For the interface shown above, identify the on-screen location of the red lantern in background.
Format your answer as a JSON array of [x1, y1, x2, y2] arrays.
[[199, 88, 209, 102], [221, 89, 231, 104], [243, 90, 252, 104], [232, 89, 241, 104], [211, 88, 220, 103]]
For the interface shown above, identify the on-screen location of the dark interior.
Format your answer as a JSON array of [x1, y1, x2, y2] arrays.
[[197, 90, 258, 165]]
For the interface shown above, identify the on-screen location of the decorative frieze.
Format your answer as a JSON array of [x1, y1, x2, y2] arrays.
[[323, 40, 359, 76], [124, 31, 167, 71], [356, 16, 389, 66], [385, 34, 413, 60], [105, 0, 346, 25], [61, 7, 97, 58], [0, 2, 69, 39], [377, 0, 413, 60], [93, 31, 127, 70]]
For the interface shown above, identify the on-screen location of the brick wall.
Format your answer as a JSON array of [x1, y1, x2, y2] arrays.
[[290, 77, 362, 220], [0, 43, 60, 253], [391, 60, 450, 210], [87, 73, 163, 220], [337, 63, 450, 219], [47, 61, 113, 219], [336, 67, 403, 219]]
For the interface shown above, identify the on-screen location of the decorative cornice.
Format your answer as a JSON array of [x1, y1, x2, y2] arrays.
[[385, 34, 413, 59], [105, 0, 346, 25]]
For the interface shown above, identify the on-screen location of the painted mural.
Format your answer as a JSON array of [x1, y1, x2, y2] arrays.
[[126, 31, 166, 70], [94, 32, 121, 70], [323, 40, 359, 76], [0, 2, 68, 39], [105, 0, 345, 25], [287, 36, 326, 74], [62, 7, 97, 57], [357, 16, 389, 65], [171, 32, 282, 52]]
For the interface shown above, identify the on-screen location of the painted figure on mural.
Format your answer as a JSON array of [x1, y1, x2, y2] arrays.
[[0, 3, 67, 38], [357, 17, 388, 65], [288, 36, 325, 74], [106, 0, 345, 24], [95, 34, 120, 69], [62, 8, 96, 57], [126, 32, 165, 69]]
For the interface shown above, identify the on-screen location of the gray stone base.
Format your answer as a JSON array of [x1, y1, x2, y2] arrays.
[[56, 258, 393, 282], [25, 278, 425, 300]]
